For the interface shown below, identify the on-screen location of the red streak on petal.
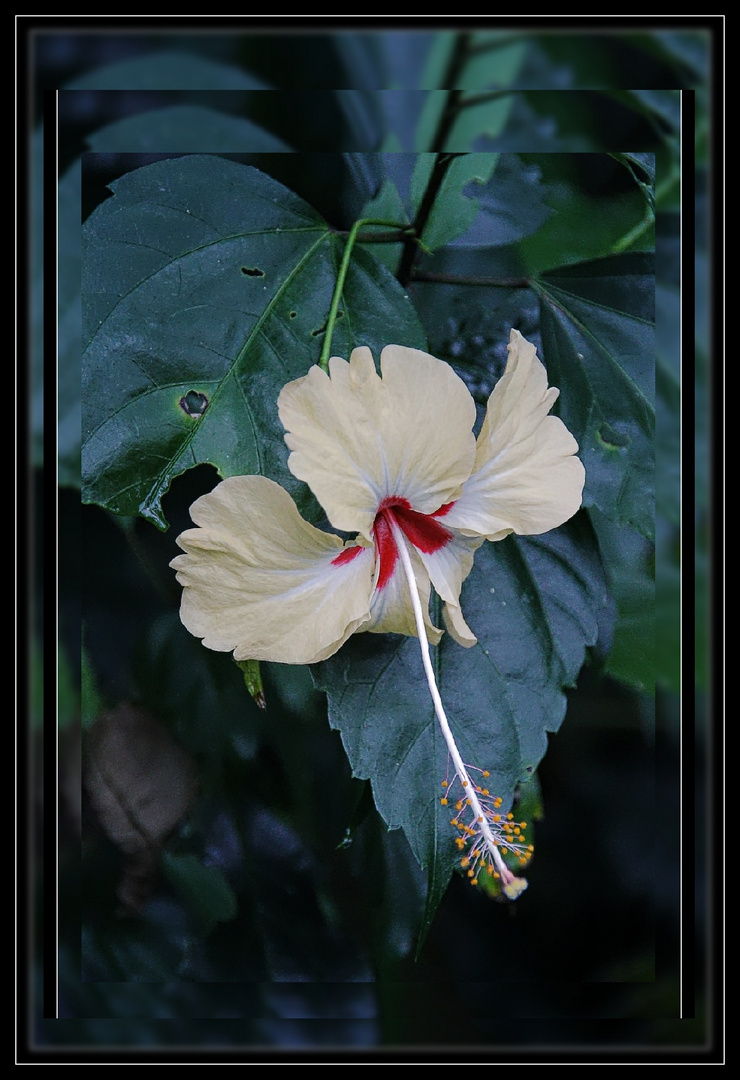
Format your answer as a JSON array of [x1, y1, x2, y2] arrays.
[[373, 510, 398, 590], [331, 545, 365, 567], [372, 496, 454, 591], [432, 501, 455, 518], [391, 500, 453, 554]]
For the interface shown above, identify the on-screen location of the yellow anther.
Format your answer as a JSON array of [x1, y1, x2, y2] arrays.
[[441, 780, 448, 787], [440, 798, 448, 805]]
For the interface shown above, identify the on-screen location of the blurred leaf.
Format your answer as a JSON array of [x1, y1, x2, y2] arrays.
[[655, 279, 680, 525], [30, 129, 43, 469], [591, 511, 655, 693], [535, 252, 655, 539], [82, 154, 426, 529], [610, 151, 656, 213], [519, 156, 651, 272], [58, 159, 83, 486], [57, 643, 79, 731], [134, 611, 261, 771], [419, 33, 458, 90], [459, 36, 527, 92], [656, 555, 680, 693], [410, 151, 499, 251], [67, 50, 269, 90], [84, 703, 198, 856], [161, 851, 238, 929], [623, 30, 709, 81], [604, 89, 680, 134], [315, 512, 608, 927], [80, 636, 104, 730], [87, 105, 290, 153], [82, 919, 187, 982]]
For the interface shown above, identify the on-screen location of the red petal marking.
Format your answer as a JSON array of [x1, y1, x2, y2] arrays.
[[432, 501, 455, 518], [372, 496, 454, 590], [386, 498, 453, 553], [373, 510, 398, 590], [331, 544, 366, 567]]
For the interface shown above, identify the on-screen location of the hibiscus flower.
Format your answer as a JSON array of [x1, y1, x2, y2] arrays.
[[171, 328, 585, 896], [171, 329, 584, 667]]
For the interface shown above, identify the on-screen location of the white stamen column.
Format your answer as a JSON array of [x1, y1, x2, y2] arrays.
[[387, 517, 514, 885]]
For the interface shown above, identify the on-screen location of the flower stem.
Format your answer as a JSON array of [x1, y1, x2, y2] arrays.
[[318, 218, 410, 372], [387, 518, 514, 884]]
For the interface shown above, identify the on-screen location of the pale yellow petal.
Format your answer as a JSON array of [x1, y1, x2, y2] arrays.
[[442, 330, 585, 540], [170, 475, 375, 665], [414, 531, 483, 647], [364, 546, 443, 645], [277, 345, 476, 539]]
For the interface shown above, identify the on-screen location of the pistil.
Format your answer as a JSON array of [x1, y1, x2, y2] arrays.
[[386, 516, 519, 888]]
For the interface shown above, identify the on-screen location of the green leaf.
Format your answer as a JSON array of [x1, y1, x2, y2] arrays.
[[518, 159, 651, 272], [81, 635, 105, 730], [410, 152, 498, 251], [87, 105, 291, 153], [82, 154, 426, 529], [314, 512, 608, 923], [359, 176, 408, 273], [591, 510, 655, 693], [462, 34, 527, 90], [535, 252, 655, 539], [161, 851, 238, 930], [67, 50, 268, 90], [609, 152, 655, 214], [133, 612, 261, 771], [59, 159, 83, 486]]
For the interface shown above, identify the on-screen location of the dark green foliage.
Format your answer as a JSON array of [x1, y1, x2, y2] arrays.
[[28, 23, 707, 1053]]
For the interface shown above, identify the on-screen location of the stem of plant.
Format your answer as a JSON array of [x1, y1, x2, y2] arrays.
[[387, 517, 515, 885], [318, 218, 411, 372]]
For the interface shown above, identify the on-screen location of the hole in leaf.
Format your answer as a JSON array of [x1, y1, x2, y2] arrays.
[[596, 422, 630, 451], [241, 266, 264, 277], [289, 311, 297, 319], [180, 390, 209, 418], [310, 309, 344, 338]]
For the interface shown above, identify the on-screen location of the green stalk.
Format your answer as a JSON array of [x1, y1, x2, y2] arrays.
[[319, 218, 409, 372]]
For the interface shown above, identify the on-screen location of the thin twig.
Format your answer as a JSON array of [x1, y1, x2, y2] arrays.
[[411, 270, 531, 289]]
